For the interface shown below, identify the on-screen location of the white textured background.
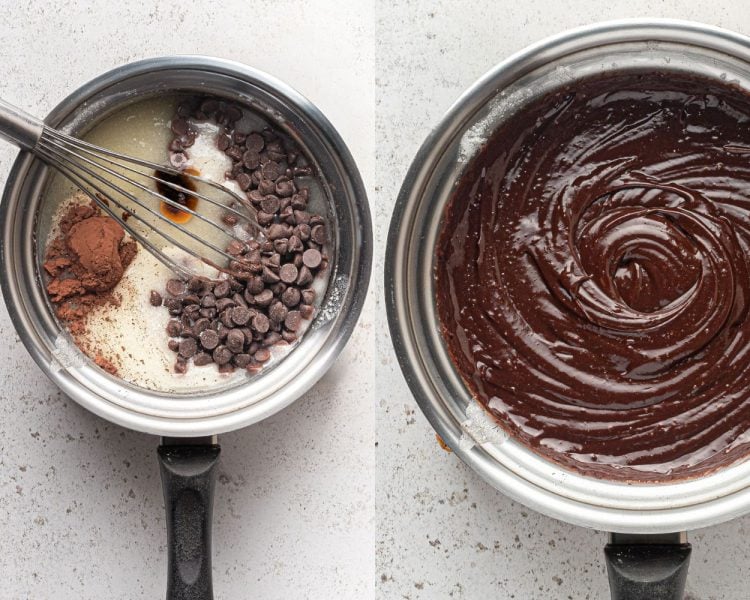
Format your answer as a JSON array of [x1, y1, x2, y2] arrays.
[[3, 1, 750, 599], [374, 2, 750, 600], [0, 1, 374, 599]]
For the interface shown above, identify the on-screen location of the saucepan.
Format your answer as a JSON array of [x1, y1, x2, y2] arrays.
[[0, 56, 372, 598], [386, 19, 750, 600]]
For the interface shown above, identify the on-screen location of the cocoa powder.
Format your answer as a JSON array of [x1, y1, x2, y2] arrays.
[[44, 195, 137, 370]]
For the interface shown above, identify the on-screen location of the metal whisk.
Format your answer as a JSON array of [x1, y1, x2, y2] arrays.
[[0, 98, 258, 278]]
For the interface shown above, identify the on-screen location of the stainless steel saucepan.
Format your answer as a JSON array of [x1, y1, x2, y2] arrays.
[[0, 56, 372, 599], [386, 19, 750, 600]]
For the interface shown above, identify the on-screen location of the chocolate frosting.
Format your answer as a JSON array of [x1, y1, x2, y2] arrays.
[[436, 71, 750, 481]]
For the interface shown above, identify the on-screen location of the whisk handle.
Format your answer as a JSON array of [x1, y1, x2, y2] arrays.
[[0, 98, 44, 151]]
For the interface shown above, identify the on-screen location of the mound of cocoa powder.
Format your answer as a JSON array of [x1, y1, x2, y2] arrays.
[[44, 194, 137, 372]]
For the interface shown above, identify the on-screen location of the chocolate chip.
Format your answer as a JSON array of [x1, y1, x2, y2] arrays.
[[194, 352, 212, 367], [227, 240, 246, 256], [225, 105, 243, 122], [188, 277, 205, 292], [199, 329, 220, 351], [216, 297, 236, 313], [279, 263, 298, 284], [254, 348, 271, 363], [271, 241, 288, 257], [296, 266, 314, 286], [177, 102, 193, 118], [164, 297, 183, 315], [260, 160, 283, 179], [252, 313, 270, 333], [245, 133, 264, 152], [282, 330, 297, 343], [150, 290, 162, 306], [171, 118, 189, 136], [269, 301, 288, 323], [262, 266, 281, 284], [224, 214, 240, 229], [256, 211, 274, 227], [214, 281, 231, 298], [294, 210, 311, 224], [243, 150, 260, 170], [216, 323, 229, 341], [291, 193, 308, 210], [226, 329, 245, 353], [178, 337, 198, 358], [174, 359, 188, 374], [276, 179, 295, 197], [230, 353, 250, 368], [218, 363, 235, 374], [282, 287, 301, 307], [301, 289, 316, 305], [230, 305, 252, 326], [213, 345, 233, 366], [302, 248, 322, 269], [260, 195, 280, 214], [285, 310, 302, 332], [193, 318, 211, 335], [246, 276, 265, 295], [295, 224, 311, 242], [288, 235, 304, 253], [311, 224, 327, 245], [300, 304, 315, 320], [182, 304, 201, 319], [201, 294, 216, 308], [220, 309, 235, 328], [166, 320, 182, 337], [265, 253, 282, 269], [200, 99, 219, 114], [258, 178, 276, 195], [265, 331, 283, 345], [236, 171, 252, 191], [166, 279, 186, 296], [226, 145, 243, 161], [168, 339, 180, 352], [199, 307, 217, 319], [280, 205, 295, 224], [217, 133, 231, 151]]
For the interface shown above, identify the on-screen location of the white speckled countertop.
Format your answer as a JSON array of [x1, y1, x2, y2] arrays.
[[3, 1, 750, 599]]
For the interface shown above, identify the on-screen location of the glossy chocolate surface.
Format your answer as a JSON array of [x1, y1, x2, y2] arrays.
[[436, 71, 750, 481]]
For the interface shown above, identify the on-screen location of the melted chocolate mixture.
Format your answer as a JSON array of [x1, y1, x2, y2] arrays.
[[436, 71, 750, 481]]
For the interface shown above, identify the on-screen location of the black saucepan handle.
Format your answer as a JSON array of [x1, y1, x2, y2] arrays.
[[158, 439, 221, 600], [605, 533, 691, 600]]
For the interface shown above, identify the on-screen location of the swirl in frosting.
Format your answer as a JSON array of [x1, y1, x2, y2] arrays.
[[436, 71, 750, 481]]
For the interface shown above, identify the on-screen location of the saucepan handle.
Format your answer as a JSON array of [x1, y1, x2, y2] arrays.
[[605, 533, 691, 600], [158, 439, 221, 600]]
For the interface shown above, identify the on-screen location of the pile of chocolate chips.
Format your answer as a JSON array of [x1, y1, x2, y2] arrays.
[[156, 97, 329, 374]]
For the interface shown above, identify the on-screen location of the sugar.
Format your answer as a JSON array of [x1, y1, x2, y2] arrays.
[[79, 247, 245, 392]]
